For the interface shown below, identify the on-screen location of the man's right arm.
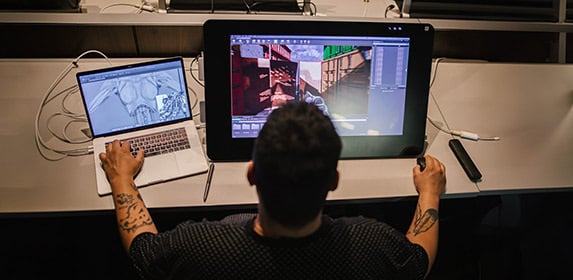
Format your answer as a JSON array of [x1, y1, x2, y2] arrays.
[[99, 140, 159, 252], [405, 155, 446, 277]]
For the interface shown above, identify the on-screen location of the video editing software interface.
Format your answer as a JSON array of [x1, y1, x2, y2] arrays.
[[229, 34, 411, 138], [78, 59, 191, 137]]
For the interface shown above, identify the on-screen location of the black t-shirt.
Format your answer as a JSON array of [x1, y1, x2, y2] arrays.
[[129, 213, 428, 280]]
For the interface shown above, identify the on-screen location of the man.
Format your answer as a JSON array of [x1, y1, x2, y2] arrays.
[[100, 102, 446, 279]]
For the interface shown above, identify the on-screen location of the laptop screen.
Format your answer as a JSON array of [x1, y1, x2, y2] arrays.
[[230, 34, 410, 139], [77, 57, 192, 138]]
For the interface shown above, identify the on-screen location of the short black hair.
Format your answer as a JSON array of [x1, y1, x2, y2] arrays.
[[253, 102, 342, 228]]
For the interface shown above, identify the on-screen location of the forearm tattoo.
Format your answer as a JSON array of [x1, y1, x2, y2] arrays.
[[411, 203, 439, 236], [115, 192, 154, 233]]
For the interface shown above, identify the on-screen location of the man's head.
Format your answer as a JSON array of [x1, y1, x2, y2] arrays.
[[249, 102, 342, 229]]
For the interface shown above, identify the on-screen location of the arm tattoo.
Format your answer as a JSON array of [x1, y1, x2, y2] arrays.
[[411, 203, 439, 236], [115, 192, 154, 233]]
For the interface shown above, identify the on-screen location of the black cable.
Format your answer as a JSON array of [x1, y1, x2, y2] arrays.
[[190, 56, 205, 88], [241, 0, 252, 13], [132, 26, 140, 56], [297, 1, 316, 15], [250, 1, 306, 14], [384, 4, 395, 18]]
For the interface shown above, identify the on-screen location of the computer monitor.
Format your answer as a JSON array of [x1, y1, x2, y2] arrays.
[[167, 0, 303, 13], [0, 0, 81, 12], [203, 19, 434, 161], [399, 0, 556, 21]]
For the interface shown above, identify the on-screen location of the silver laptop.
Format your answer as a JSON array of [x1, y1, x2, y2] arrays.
[[76, 57, 208, 196]]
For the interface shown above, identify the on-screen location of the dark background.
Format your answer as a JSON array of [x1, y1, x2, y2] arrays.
[[2, 190, 572, 279], [1, 1, 572, 279]]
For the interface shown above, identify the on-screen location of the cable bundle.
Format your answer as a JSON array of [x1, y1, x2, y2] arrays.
[[34, 50, 112, 161]]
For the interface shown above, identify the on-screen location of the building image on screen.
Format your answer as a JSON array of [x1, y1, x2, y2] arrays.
[[230, 43, 299, 117], [230, 35, 410, 139], [320, 45, 370, 118]]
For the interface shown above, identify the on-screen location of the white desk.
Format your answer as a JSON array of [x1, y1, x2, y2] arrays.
[[0, 58, 479, 214], [430, 61, 573, 193]]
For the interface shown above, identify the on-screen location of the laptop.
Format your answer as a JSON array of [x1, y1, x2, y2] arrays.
[[76, 57, 209, 196]]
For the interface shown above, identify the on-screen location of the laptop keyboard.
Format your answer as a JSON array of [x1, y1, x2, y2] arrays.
[[109, 128, 191, 158]]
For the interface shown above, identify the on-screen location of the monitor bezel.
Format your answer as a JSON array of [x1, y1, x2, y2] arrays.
[[203, 19, 434, 162]]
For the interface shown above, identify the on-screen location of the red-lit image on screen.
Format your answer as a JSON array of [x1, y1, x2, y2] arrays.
[[231, 43, 372, 119], [231, 44, 298, 116]]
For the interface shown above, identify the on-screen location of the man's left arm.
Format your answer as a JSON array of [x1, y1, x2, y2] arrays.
[[99, 140, 158, 252]]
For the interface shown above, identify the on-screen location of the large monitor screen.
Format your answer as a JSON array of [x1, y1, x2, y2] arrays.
[[230, 34, 410, 139], [203, 19, 434, 161]]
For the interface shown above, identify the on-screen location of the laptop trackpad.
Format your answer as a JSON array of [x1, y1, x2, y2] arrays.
[[135, 154, 179, 186]]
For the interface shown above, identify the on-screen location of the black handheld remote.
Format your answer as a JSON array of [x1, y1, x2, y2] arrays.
[[416, 157, 426, 171], [449, 139, 482, 182]]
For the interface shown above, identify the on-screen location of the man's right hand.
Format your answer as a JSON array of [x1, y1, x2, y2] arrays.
[[413, 155, 446, 197], [99, 140, 144, 185], [408, 155, 446, 276]]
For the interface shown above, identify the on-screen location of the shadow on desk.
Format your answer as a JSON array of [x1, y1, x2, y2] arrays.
[[1, 190, 572, 280]]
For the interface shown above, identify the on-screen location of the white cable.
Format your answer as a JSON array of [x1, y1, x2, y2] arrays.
[[429, 57, 445, 89], [185, 63, 203, 121], [427, 57, 501, 142], [384, 4, 396, 18], [427, 116, 451, 135], [428, 58, 452, 133], [453, 130, 500, 141], [190, 55, 205, 88], [100, 3, 141, 13], [362, 0, 370, 17], [184, 63, 201, 111], [187, 85, 199, 111], [428, 117, 500, 141], [100, 1, 155, 13], [188, 56, 205, 122], [34, 50, 112, 161]]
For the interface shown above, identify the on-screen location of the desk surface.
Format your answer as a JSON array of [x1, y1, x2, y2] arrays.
[[431, 61, 573, 193], [5, 58, 571, 214]]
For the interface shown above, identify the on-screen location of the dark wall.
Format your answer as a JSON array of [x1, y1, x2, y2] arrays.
[[0, 24, 204, 59], [0, 23, 568, 63]]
